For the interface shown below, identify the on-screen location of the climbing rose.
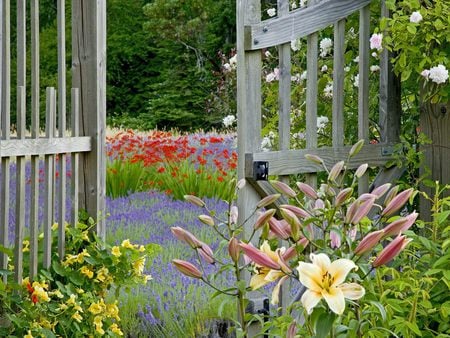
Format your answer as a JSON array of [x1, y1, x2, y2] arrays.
[[267, 8, 276, 17], [409, 11, 422, 23], [369, 33, 383, 51], [428, 65, 449, 84]]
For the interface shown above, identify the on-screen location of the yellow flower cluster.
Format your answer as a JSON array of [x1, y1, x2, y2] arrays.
[[88, 299, 122, 335], [121, 239, 145, 252], [63, 249, 91, 266]]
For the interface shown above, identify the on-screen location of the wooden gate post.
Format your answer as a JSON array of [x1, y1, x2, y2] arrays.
[[72, 0, 107, 239]]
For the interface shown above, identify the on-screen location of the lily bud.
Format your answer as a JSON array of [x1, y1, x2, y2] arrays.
[[172, 259, 203, 279], [372, 235, 412, 268], [198, 242, 215, 264], [383, 211, 418, 238], [304, 154, 324, 165], [254, 209, 277, 230], [268, 217, 290, 240], [276, 249, 292, 274], [279, 204, 310, 219], [351, 196, 376, 224], [228, 237, 240, 262], [371, 183, 391, 199], [296, 182, 318, 199], [239, 242, 280, 270], [171, 227, 201, 248], [328, 161, 345, 182], [287, 320, 297, 338], [383, 185, 400, 206], [381, 188, 414, 217], [230, 206, 239, 225], [345, 200, 358, 224], [335, 188, 353, 207], [257, 194, 281, 209], [355, 163, 369, 178], [349, 139, 364, 157], [282, 246, 297, 261], [354, 229, 384, 255], [184, 195, 205, 207], [330, 230, 341, 249], [236, 178, 246, 190], [270, 180, 297, 198], [279, 208, 301, 240], [198, 215, 215, 226]]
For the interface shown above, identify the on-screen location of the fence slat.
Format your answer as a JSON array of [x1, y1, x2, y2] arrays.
[[44, 87, 56, 269], [17, 0, 26, 89], [332, 19, 346, 147], [0, 0, 11, 282], [14, 86, 26, 283], [358, 5, 370, 194], [71, 88, 80, 228], [1, 137, 91, 157]]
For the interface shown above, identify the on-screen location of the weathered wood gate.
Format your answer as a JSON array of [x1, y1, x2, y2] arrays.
[[0, 0, 106, 283], [236, 0, 402, 320]]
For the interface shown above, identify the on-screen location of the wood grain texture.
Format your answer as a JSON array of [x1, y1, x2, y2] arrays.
[[247, 144, 396, 177], [71, 88, 80, 228], [332, 19, 346, 147], [0, 137, 91, 157], [245, 0, 371, 50]]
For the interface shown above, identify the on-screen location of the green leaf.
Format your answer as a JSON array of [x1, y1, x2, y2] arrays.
[[315, 312, 337, 338], [52, 261, 67, 276], [369, 300, 387, 322], [404, 320, 422, 336], [406, 25, 417, 35]]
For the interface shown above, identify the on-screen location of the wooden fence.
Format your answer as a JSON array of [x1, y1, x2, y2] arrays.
[[0, 0, 106, 283], [236, 0, 402, 321]]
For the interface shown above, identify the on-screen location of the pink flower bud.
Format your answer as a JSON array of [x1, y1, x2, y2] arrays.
[[257, 194, 281, 209], [304, 154, 324, 165], [335, 188, 353, 207], [270, 180, 297, 198], [383, 211, 418, 238], [279, 204, 310, 219], [372, 235, 412, 267], [230, 206, 239, 225], [282, 246, 297, 261], [355, 163, 368, 178], [328, 161, 345, 182], [296, 182, 318, 199], [345, 200, 358, 224], [228, 237, 240, 262], [381, 188, 414, 217], [279, 208, 301, 240], [268, 217, 290, 240], [330, 230, 341, 248], [354, 229, 384, 255], [171, 227, 201, 248], [254, 209, 277, 230], [172, 259, 203, 279], [197, 242, 215, 264], [276, 249, 292, 274], [371, 183, 391, 199], [287, 320, 297, 338], [349, 139, 365, 157], [198, 214, 215, 226], [315, 199, 325, 210], [239, 242, 281, 270], [351, 196, 376, 224], [383, 185, 400, 206], [184, 195, 205, 207]]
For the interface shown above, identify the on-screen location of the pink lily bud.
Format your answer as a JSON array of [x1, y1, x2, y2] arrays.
[[296, 182, 318, 199], [282, 246, 297, 261], [287, 320, 298, 338], [230, 206, 239, 225], [354, 229, 384, 255], [171, 227, 201, 248], [328, 161, 345, 182], [279, 208, 301, 240], [348, 226, 357, 241], [198, 214, 215, 226], [239, 242, 281, 270], [330, 230, 341, 249], [184, 195, 206, 207], [257, 194, 281, 209], [172, 259, 203, 279], [270, 180, 297, 198], [349, 139, 365, 157], [371, 183, 391, 199], [381, 188, 414, 217], [345, 200, 358, 224], [228, 237, 240, 262], [197, 242, 215, 264], [255, 209, 277, 230], [383, 185, 400, 206], [276, 249, 292, 274], [383, 211, 418, 238], [355, 163, 368, 178], [314, 199, 325, 212], [321, 184, 336, 197], [268, 217, 291, 240], [351, 196, 376, 224], [335, 188, 353, 207], [359, 193, 377, 201], [296, 237, 309, 250], [236, 178, 246, 190], [304, 154, 324, 165], [372, 235, 412, 267], [279, 204, 310, 219]]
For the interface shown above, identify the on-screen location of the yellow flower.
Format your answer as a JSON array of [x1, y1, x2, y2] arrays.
[[23, 240, 30, 252], [33, 285, 50, 302], [51, 289, 64, 299], [58, 303, 68, 311], [111, 246, 122, 257], [95, 267, 109, 283], [109, 323, 124, 336], [80, 266, 94, 279], [89, 300, 105, 315], [94, 316, 105, 335], [297, 253, 365, 315], [67, 294, 77, 306], [77, 288, 85, 294], [249, 241, 286, 290], [63, 254, 78, 266], [121, 239, 135, 249], [72, 311, 83, 323], [138, 245, 146, 252], [77, 249, 91, 263], [24, 330, 34, 338], [22, 276, 30, 287], [144, 275, 153, 283], [74, 304, 83, 312], [82, 231, 90, 241], [105, 301, 120, 321], [133, 257, 146, 275]]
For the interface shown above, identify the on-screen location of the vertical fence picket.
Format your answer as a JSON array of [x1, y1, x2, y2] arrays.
[[29, 0, 40, 279], [0, 0, 11, 282], [57, 0, 67, 258], [332, 20, 346, 148], [71, 88, 80, 228], [44, 87, 56, 269], [358, 5, 370, 194], [14, 86, 26, 283]]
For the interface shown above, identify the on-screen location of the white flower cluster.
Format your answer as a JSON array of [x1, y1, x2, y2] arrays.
[[261, 131, 276, 152], [410, 11, 422, 23], [369, 33, 383, 51], [291, 39, 302, 52], [319, 38, 333, 57], [353, 74, 360, 88], [317, 116, 329, 131], [267, 8, 276, 17], [266, 68, 280, 83], [421, 65, 449, 84], [222, 115, 236, 128], [370, 65, 380, 72], [323, 83, 333, 98]]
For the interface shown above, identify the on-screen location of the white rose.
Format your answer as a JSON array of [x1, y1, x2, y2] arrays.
[[409, 11, 423, 23], [267, 8, 276, 17], [428, 65, 449, 84]]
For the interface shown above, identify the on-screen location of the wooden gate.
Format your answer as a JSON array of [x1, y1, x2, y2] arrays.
[[236, 0, 402, 318], [0, 0, 106, 283]]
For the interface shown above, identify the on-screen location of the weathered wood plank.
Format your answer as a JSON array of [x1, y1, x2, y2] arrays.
[[0, 137, 91, 157], [332, 19, 346, 147], [71, 88, 80, 227], [14, 86, 26, 283], [17, 0, 26, 89], [43, 87, 56, 269], [245, 0, 371, 50], [72, 0, 107, 238], [246, 144, 396, 177]]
